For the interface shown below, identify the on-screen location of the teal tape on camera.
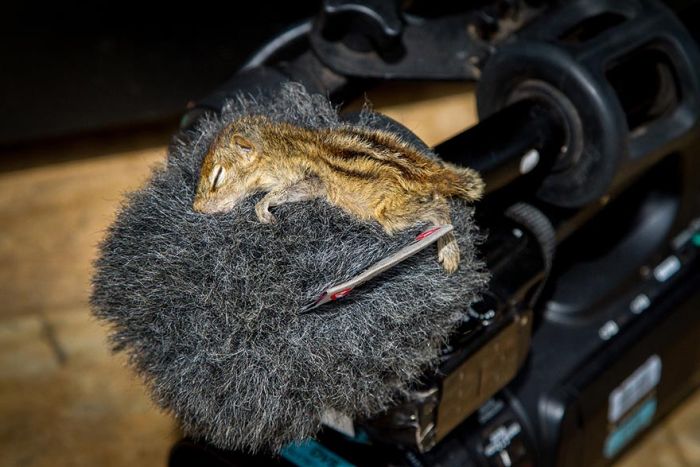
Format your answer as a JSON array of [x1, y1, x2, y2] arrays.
[[280, 439, 355, 467], [604, 397, 657, 459]]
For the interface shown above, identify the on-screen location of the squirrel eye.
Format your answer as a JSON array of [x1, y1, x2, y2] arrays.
[[209, 164, 226, 190]]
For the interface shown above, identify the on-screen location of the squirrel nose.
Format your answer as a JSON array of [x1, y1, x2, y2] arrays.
[[192, 198, 205, 212]]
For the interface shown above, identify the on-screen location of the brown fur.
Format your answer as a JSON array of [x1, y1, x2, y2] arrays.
[[192, 115, 484, 273]]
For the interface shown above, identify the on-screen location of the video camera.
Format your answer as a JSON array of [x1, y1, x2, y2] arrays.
[[169, 1, 700, 465]]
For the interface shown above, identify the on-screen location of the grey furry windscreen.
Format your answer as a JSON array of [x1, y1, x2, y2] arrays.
[[91, 83, 488, 452]]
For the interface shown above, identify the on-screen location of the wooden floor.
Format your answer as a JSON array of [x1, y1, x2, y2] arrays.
[[1, 83, 699, 466]]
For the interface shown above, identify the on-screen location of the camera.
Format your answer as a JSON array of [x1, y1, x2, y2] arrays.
[[169, 1, 700, 465]]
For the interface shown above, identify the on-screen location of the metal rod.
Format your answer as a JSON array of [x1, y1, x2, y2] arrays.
[[433, 99, 566, 194]]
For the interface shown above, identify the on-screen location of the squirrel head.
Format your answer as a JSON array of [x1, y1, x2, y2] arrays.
[[192, 118, 264, 214]]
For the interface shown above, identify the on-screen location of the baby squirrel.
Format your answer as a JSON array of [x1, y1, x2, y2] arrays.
[[193, 115, 484, 273]]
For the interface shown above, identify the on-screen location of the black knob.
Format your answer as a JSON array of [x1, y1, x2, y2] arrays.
[[469, 292, 502, 325]]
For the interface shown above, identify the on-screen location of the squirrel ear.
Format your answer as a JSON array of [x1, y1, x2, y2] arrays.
[[233, 135, 254, 154]]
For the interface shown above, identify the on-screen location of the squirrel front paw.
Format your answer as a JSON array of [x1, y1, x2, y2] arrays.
[[255, 201, 277, 224]]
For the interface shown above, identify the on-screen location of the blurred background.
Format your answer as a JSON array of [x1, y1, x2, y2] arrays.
[[2, 2, 700, 466]]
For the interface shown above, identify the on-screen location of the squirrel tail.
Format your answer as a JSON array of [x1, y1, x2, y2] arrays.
[[436, 163, 485, 202]]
